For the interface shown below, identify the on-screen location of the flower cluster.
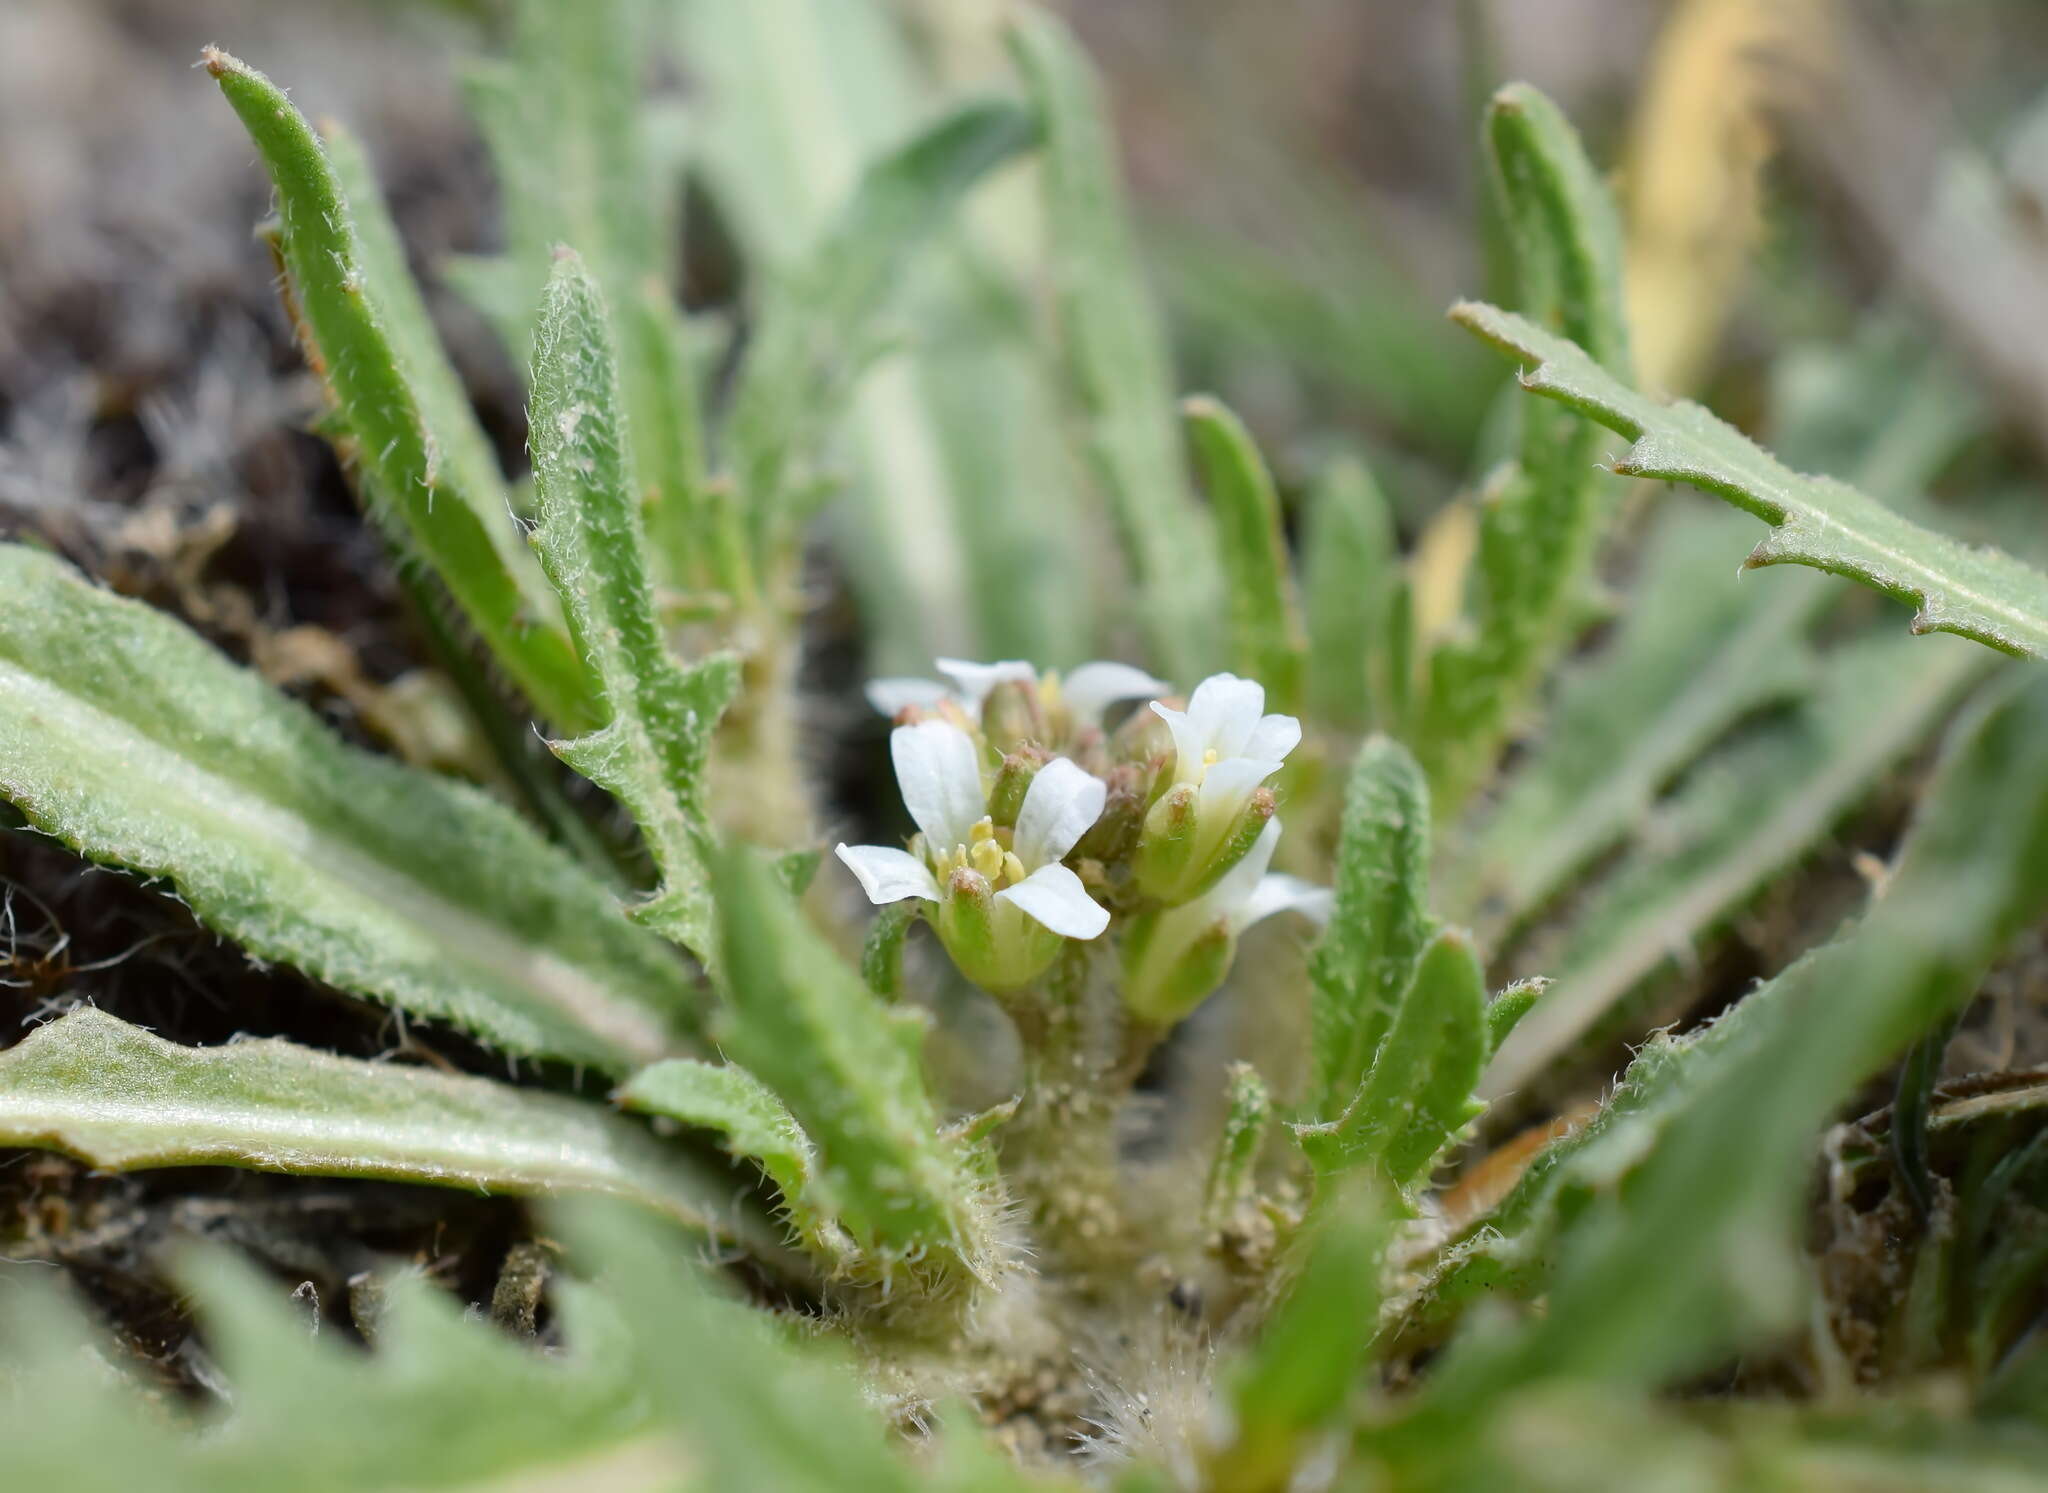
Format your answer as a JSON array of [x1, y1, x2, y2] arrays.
[[836, 659, 1326, 1016]]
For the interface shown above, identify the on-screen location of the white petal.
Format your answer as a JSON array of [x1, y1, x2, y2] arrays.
[[1197, 755, 1283, 827], [1061, 661, 1170, 724], [1185, 674, 1265, 759], [890, 719, 985, 850], [1012, 757, 1107, 869], [864, 676, 950, 717], [934, 658, 1036, 713], [1150, 701, 1207, 784], [997, 862, 1110, 939], [1239, 874, 1332, 932], [834, 843, 940, 904], [1243, 712, 1302, 764]]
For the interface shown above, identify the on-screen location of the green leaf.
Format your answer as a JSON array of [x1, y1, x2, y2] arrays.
[[1420, 668, 2048, 1408], [0, 1247, 656, 1493], [0, 1008, 772, 1253], [727, 98, 1041, 564], [1483, 979, 1547, 1057], [860, 899, 918, 1000], [1484, 633, 1990, 1094], [1449, 506, 1821, 938], [618, 1057, 848, 1264], [1203, 1061, 1272, 1233], [0, 1199, 925, 1492], [713, 844, 995, 1280], [1303, 929, 1488, 1188], [1485, 82, 1631, 378], [454, 0, 723, 599], [1418, 83, 1631, 813], [1213, 1182, 1391, 1487], [1453, 298, 2048, 658], [1008, 9, 1222, 685], [555, 1201, 925, 1493], [203, 48, 596, 732], [1183, 395, 1308, 713], [0, 544, 694, 1072], [1306, 736, 1437, 1124], [528, 251, 740, 972], [1302, 453, 1398, 730]]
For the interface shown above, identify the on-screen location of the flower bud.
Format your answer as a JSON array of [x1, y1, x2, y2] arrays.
[[986, 747, 1049, 829], [981, 678, 1049, 755], [1070, 761, 1149, 863], [1111, 698, 1175, 763], [1187, 787, 1276, 900], [1133, 782, 1200, 900]]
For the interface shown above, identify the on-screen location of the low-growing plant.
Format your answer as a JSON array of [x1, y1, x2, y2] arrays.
[[4, 3, 2048, 1489]]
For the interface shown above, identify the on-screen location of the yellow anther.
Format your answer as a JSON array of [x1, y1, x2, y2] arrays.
[[970, 816, 995, 842], [1202, 748, 1220, 766], [971, 838, 1007, 881], [1002, 851, 1028, 885]]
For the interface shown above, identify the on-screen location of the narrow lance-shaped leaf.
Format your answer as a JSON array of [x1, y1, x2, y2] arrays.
[[713, 844, 995, 1279], [1449, 505, 1821, 938], [618, 1058, 848, 1265], [528, 252, 740, 973], [1420, 83, 1632, 812], [0, 544, 692, 1072], [1184, 395, 1309, 713], [1203, 1061, 1272, 1234], [0, 1009, 782, 1260], [1453, 299, 2048, 658], [1413, 669, 2048, 1413], [727, 99, 1042, 566], [1302, 929, 1488, 1189], [1009, 9, 1222, 685], [1303, 453, 1397, 730], [1483, 632, 1989, 1096], [203, 48, 596, 731], [452, 0, 723, 599], [1306, 736, 1437, 1123], [1210, 1181, 1391, 1488]]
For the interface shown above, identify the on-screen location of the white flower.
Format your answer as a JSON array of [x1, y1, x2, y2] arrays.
[[835, 720, 1111, 988], [1123, 820, 1330, 1023], [864, 657, 1170, 730], [1151, 671, 1301, 816], [1137, 673, 1302, 901]]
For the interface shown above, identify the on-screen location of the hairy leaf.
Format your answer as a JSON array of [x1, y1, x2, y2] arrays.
[[1302, 453, 1398, 730], [1454, 299, 2048, 657], [1303, 930, 1488, 1189], [1183, 396, 1308, 713], [1009, 9, 1222, 685], [528, 252, 739, 971], [0, 1199, 986, 1492], [1213, 1182, 1390, 1486], [618, 1057, 847, 1262], [1418, 83, 1632, 813], [713, 845, 992, 1277], [0, 1009, 767, 1249], [727, 99, 1041, 562], [1451, 506, 1821, 938], [1417, 669, 2048, 1410], [453, 0, 719, 598], [1306, 736, 1437, 1123], [0, 544, 692, 1072], [1485, 633, 1990, 1094], [203, 48, 595, 731]]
